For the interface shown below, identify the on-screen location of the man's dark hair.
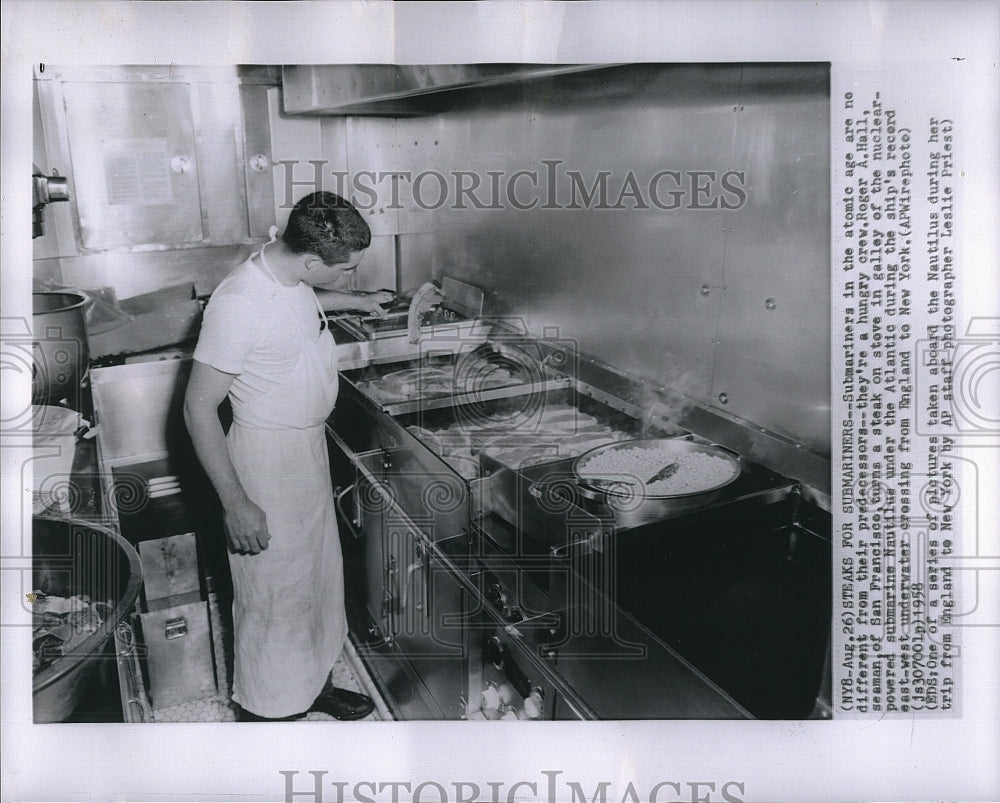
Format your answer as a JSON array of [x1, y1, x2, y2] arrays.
[[283, 191, 372, 266]]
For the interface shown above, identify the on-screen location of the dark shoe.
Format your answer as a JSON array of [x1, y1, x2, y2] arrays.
[[308, 686, 374, 720]]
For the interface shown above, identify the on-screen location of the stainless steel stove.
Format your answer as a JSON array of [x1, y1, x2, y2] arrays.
[[328, 335, 832, 720]]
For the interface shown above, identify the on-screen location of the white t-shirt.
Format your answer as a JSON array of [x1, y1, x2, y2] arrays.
[[193, 258, 325, 409]]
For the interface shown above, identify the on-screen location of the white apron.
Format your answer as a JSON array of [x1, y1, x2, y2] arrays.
[[226, 252, 347, 718]]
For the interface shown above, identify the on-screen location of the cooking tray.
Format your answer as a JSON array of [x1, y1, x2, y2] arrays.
[[571, 438, 741, 501]]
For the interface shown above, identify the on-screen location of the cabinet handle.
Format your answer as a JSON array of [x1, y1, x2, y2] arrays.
[[334, 482, 364, 539], [164, 616, 188, 639]]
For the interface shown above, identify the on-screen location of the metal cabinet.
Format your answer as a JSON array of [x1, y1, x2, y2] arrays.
[[387, 535, 468, 719], [62, 81, 204, 249], [33, 66, 274, 263], [328, 424, 469, 719]]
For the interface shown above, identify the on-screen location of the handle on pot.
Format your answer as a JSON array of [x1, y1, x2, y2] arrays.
[[708, 442, 744, 469]]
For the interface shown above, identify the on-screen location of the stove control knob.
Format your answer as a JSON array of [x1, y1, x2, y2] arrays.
[[498, 683, 515, 706], [481, 682, 501, 713], [485, 583, 508, 612], [484, 636, 505, 669], [523, 687, 544, 720]]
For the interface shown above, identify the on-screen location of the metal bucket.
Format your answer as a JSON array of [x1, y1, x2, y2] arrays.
[[32, 292, 90, 406], [32, 517, 142, 722]]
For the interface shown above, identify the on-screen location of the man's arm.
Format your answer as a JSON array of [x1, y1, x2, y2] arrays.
[[183, 359, 270, 554], [314, 289, 395, 316]]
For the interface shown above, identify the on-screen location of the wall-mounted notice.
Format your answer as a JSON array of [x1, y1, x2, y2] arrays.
[[103, 138, 174, 206]]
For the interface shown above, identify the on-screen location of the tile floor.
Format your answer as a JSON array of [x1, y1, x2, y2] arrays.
[[151, 593, 387, 722]]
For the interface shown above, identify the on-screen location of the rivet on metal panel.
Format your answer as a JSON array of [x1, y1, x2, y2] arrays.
[[700, 285, 711, 296], [765, 298, 777, 311], [718, 392, 729, 405]]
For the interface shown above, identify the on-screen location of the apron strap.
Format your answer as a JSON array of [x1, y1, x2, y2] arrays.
[[257, 241, 328, 334]]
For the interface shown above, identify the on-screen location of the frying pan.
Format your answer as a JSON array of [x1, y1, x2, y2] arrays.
[[571, 438, 741, 501]]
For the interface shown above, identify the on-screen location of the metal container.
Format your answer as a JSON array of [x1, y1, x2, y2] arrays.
[[572, 438, 741, 498], [90, 359, 192, 464], [32, 517, 143, 722], [527, 438, 744, 532], [32, 292, 90, 406], [136, 601, 217, 709]]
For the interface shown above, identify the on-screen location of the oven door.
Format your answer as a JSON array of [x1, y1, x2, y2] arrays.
[[611, 498, 832, 718]]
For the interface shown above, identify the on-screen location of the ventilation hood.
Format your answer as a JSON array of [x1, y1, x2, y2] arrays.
[[281, 64, 617, 115]]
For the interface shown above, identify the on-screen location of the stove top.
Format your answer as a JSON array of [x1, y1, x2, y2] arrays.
[[481, 432, 801, 541]]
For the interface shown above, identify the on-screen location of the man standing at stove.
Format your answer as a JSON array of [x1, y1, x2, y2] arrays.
[[184, 192, 391, 721]]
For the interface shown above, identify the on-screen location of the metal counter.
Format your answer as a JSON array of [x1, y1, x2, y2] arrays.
[[327, 342, 829, 720]]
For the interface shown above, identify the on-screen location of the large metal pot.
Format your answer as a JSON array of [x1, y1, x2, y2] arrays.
[[32, 292, 89, 406], [32, 517, 142, 722], [570, 438, 743, 527]]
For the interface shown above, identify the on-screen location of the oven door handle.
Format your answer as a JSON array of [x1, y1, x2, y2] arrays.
[[334, 482, 364, 539], [329, 428, 451, 547], [399, 544, 425, 614], [549, 529, 606, 559]]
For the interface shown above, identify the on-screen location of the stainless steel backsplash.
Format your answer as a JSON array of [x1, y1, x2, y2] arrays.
[[386, 64, 831, 455]]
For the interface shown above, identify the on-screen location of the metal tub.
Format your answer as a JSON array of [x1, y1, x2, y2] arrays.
[[32, 517, 143, 722]]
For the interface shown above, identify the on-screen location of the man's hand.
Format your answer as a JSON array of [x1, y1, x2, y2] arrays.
[[224, 495, 271, 554], [356, 291, 395, 319], [185, 361, 273, 555], [369, 290, 397, 306], [315, 289, 395, 318]]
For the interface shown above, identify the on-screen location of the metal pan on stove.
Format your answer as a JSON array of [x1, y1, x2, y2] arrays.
[[572, 438, 742, 500]]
